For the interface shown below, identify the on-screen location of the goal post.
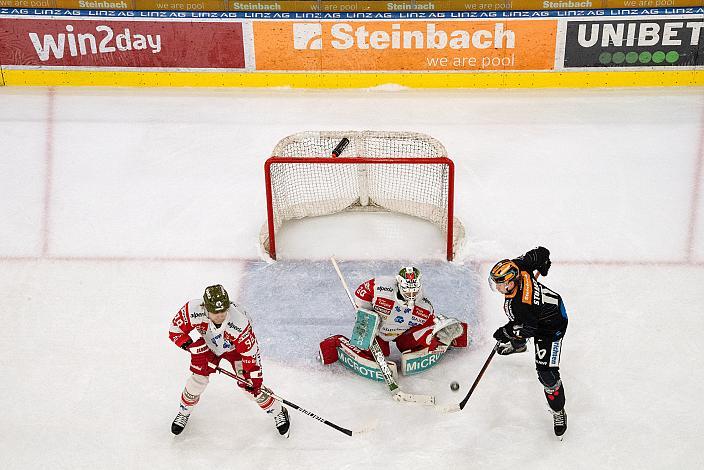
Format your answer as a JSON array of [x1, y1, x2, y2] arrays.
[[261, 131, 465, 261]]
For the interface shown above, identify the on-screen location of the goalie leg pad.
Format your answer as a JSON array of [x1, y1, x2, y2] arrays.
[[337, 337, 398, 382], [319, 335, 345, 365], [400, 348, 446, 376]]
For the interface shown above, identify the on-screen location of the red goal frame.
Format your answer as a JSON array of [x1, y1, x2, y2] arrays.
[[263, 156, 457, 261]]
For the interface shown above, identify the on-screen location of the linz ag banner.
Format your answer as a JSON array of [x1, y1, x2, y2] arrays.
[[253, 20, 557, 72], [0, 18, 245, 68], [564, 19, 704, 68]]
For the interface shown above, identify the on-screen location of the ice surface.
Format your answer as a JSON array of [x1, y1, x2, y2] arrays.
[[1, 86, 703, 470], [238, 259, 482, 368]]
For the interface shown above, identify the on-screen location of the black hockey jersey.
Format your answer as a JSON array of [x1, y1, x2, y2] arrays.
[[502, 249, 568, 339]]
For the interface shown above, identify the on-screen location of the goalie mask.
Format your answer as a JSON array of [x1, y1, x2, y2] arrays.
[[488, 259, 520, 293], [396, 266, 422, 301], [203, 284, 230, 313]]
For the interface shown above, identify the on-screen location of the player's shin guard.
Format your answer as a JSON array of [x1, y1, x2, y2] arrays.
[[248, 389, 289, 437], [543, 379, 566, 412], [179, 374, 209, 415], [253, 389, 277, 414], [172, 374, 209, 435]]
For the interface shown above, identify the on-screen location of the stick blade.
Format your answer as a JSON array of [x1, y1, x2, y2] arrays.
[[352, 418, 379, 436], [393, 390, 436, 406]]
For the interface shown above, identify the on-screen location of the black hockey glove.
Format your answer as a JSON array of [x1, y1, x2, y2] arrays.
[[180, 339, 194, 351], [535, 246, 551, 276], [493, 326, 514, 343]]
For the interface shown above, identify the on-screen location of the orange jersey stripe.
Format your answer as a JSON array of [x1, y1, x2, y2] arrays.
[[521, 271, 533, 305]]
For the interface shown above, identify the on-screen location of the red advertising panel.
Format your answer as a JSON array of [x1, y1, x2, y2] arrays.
[[0, 18, 245, 68]]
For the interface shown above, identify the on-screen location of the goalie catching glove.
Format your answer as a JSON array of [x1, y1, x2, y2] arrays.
[[432, 314, 465, 346]]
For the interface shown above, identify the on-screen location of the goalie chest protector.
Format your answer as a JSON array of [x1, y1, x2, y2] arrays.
[[356, 276, 434, 341]]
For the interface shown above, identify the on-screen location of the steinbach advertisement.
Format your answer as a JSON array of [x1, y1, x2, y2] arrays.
[[252, 20, 557, 71], [0, 18, 246, 68]]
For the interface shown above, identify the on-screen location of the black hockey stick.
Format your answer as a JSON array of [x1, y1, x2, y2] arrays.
[[444, 272, 541, 412], [210, 363, 365, 437]]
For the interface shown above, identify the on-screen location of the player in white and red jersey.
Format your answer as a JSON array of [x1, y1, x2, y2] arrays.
[[320, 267, 468, 376], [168, 284, 290, 437]]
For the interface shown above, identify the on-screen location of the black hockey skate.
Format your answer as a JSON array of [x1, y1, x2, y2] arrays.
[[273, 406, 290, 438], [171, 412, 190, 435], [552, 408, 567, 438]]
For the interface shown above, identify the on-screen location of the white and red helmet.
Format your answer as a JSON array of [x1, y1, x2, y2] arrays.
[[396, 266, 422, 301]]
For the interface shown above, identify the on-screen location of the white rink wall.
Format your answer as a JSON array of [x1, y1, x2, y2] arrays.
[[1, 87, 703, 470]]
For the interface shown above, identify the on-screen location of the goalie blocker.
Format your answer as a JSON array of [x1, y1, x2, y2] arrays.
[[320, 322, 468, 379]]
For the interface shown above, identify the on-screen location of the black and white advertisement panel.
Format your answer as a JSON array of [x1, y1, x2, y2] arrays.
[[564, 19, 704, 68]]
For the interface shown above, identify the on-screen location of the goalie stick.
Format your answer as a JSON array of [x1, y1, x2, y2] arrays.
[[330, 256, 435, 406], [209, 362, 370, 437]]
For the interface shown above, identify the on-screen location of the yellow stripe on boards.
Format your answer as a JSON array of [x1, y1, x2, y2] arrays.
[[3, 69, 703, 88]]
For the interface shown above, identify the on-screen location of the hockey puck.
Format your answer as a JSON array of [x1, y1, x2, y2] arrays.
[[450, 381, 460, 392]]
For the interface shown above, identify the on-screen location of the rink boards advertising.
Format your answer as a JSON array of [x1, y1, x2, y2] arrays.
[[0, 7, 702, 87]]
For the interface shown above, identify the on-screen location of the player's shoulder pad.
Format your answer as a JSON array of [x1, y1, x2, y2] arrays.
[[225, 304, 250, 334], [375, 276, 397, 293], [355, 278, 376, 301], [186, 299, 209, 320]]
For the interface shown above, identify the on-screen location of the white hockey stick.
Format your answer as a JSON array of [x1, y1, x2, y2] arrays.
[[330, 256, 435, 406]]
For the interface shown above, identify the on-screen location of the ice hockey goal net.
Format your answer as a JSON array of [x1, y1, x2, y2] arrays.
[[261, 131, 465, 260]]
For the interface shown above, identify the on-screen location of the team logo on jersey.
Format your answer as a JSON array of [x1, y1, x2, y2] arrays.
[[394, 316, 404, 323]]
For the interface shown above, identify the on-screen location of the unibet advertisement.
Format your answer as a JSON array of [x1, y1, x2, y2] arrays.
[[0, 18, 246, 68], [252, 20, 557, 72], [564, 19, 704, 68]]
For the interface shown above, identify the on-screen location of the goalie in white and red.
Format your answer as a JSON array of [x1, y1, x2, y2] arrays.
[[319, 267, 468, 379], [168, 284, 290, 437]]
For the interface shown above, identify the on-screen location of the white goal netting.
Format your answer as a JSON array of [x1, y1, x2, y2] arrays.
[[261, 131, 465, 260]]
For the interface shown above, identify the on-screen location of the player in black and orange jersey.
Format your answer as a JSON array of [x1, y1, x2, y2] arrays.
[[488, 247, 569, 438]]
